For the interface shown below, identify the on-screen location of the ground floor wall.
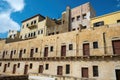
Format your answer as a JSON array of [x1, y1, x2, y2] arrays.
[[0, 60, 120, 80]]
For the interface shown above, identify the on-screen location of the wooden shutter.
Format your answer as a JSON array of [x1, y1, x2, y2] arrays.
[[112, 40, 120, 55], [83, 43, 90, 56], [82, 68, 88, 78], [39, 65, 43, 73], [57, 66, 63, 75], [44, 47, 48, 57], [61, 45, 66, 56]]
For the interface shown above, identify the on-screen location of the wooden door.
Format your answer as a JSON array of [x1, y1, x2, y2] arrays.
[[39, 65, 43, 73], [61, 45, 66, 56], [44, 47, 48, 57], [30, 49, 34, 58], [112, 40, 120, 55], [10, 51, 13, 59], [83, 43, 90, 56], [57, 66, 63, 75], [3, 64, 7, 72], [116, 70, 120, 80], [24, 65, 28, 75], [13, 64, 16, 74], [82, 68, 88, 78], [19, 50, 22, 58]]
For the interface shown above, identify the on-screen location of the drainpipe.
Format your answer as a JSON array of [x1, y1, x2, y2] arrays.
[[103, 32, 107, 54]]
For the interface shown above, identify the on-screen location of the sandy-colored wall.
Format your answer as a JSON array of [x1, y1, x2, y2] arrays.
[[91, 11, 120, 27]]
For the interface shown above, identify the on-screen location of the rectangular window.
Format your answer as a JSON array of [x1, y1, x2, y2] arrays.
[[0, 63, 2, 66], [117, 20, 120, 23], [66, 64, 70, 74], [24, 49, 26, 53], [93, 42, 98, 49], [18, 63, 20, 68], [30, 63, 32, 69], [45, 64, 49, 70], [93, 21, 104, 27], [38, 30, 40, 35], [34, 20, 36, 24], [8, 63, 10, 67], [93, 66, 99, 77], [83, 14, 87, 19], [72, 17, 75, 22], [41, 30, 43, 34], [56, 32, 59, 34], [50, 46, 53, 52], [14, 50, 16, 54], [77, 16, 80, 21], [35, 48, 38, 53], [31, 21, 33, 25], [69, 44, 73, 50], [26, 23, 29, 27]]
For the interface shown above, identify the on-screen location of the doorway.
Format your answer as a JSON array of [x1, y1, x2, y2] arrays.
[[116, 69, 120, 80]]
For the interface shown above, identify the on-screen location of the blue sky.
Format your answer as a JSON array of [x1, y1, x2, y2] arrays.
[[0, 0, 120, 38]]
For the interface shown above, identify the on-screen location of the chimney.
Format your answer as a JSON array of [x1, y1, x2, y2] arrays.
[[66, 6, 71, 31]]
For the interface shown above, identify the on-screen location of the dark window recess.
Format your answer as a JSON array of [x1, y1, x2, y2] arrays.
[[63, 20, 65, 24], [38, 30, 40, 35], [50, 46, 53, 52], [45, 64, 49, 70], [72, 28, 76, 31], [41, 30, 43, 34], [8, 63, 10, 67], [14, 50, 16, 54], [93, 21, 104, 27], [31, 33, 33, 37], [34, 20, 36, 24], [26, 24, 29, 27], [31, 21, 33, 25], [34, 32, 36, 36], [56, 32, 59, 34], [69, 44, 73, 50], [18, 63, 20, 68], [35, 48, 38, 53], [28, 33, 30, 37], [66, 64, 70, 74], [117, 20, 120, 23], [93, 66, 99, 77], [72, 17, 75, 22], [81, 26, 87, 29], [83, 14, 87, 19], [0, 63, 1, 66], [24, 49, 26, 53], [77, 16, 80, 21], [93, 42, 98, 49], [30, 63, 32, 69]]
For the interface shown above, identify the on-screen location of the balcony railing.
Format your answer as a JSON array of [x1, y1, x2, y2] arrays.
[[27, 24, 37, 29]]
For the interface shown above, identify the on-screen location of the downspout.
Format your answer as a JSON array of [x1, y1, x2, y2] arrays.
[[103, 32, 107, 54]]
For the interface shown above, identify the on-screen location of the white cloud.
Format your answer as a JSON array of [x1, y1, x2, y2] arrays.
[[4, 0, 25, 12], [0, 0, 25, 33], [0, 12, 20, 33]]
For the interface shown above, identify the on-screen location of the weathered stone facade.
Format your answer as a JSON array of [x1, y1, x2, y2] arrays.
[[0, 2, 120, 80]]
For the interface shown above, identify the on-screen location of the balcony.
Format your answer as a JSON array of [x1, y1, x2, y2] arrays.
[[27, 24, 37, 29]]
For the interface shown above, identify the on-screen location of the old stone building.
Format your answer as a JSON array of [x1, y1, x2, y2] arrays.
[[0, 2, 120, 80]]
